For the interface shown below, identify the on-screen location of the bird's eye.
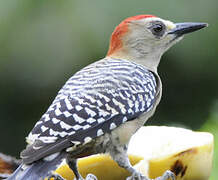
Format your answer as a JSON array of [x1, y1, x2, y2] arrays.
[[149, 21, 166, 37], [153, 24, 163, 33]]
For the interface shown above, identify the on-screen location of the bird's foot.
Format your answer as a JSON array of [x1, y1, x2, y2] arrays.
[[85, 173, 98, 180], [126, 170, 175, 180], [47, 172, 65, 180], [126, 171, 148, 180], [72, 173, 98, 180], [154, 170, 175, 180], [46, 172, 97, 180]]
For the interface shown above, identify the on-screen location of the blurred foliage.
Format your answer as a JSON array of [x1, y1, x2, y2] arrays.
[[0, 0, 217, 178], [201, 101, 218, 180]]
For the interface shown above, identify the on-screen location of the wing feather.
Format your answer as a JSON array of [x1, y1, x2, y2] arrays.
[[22, 58, 157, 164]]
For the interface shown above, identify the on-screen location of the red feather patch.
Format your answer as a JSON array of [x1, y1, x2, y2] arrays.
[[107, 15, 156, 56]]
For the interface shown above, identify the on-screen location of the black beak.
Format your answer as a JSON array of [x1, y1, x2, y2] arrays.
[[168, 22, 208, 36]]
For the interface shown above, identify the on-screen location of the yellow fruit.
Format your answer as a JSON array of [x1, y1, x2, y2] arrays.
[[54, 126, 214, 180], [55, 154, 142, 180]]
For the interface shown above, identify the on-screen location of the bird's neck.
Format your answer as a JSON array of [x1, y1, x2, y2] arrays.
[[107, 37, 164, 73], [107, 50, 161, 73]]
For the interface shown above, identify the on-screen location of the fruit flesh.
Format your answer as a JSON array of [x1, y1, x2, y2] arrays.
[[55, 154, 143, 180], [54, 126, 214, 180]]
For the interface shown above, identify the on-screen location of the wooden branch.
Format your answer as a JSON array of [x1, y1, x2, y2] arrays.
[[0, 153, 21, 179]]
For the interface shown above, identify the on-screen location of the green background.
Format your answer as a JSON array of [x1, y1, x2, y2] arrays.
[[0, 0, 217, 179]]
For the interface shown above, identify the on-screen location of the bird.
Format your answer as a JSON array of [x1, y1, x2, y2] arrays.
[[7, 15, 207, 180]]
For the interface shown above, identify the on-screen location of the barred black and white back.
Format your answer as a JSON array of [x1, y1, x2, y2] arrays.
[[21, 57, 157, 165]]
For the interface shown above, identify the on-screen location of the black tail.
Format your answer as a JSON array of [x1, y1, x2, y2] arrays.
[[6, 152, 67, 180]]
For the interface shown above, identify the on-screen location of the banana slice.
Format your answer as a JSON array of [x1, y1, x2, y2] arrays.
[[55, 126, 214, 180]]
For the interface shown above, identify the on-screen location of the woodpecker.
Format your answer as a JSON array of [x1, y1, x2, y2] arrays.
[[7, 15, 207, 180]]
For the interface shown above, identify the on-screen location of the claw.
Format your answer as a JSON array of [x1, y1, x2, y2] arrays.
[[85, 173, 98, 180], [47, 172, 65, 180], [73, 173, 97, 180], [154, 170, 175, 180], [126, 170, 175, 180], [126, 171, 148, 180]]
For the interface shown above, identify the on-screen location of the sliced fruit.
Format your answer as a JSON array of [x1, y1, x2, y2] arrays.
[[54, 126, 214, 180]]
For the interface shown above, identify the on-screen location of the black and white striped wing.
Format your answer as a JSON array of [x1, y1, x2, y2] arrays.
[[21, 58, 157, 164]]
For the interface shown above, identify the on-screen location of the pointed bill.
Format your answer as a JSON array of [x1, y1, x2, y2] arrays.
[[168, 22, 208, 36]]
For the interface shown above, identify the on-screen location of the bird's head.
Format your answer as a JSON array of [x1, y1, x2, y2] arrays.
[[107, 15, 207, 71]]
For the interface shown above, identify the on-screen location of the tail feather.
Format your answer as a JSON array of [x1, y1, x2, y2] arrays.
[[7, 152, 67, 180]]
